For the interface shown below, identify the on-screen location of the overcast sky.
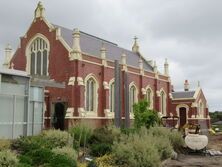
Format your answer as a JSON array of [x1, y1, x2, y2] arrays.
[[0, 0, 221, 111]]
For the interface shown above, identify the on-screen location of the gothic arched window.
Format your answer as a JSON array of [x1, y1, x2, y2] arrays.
[[129, 85, 137, 113], [160, 91, 166, 115], [86, 77, 97, 112], [29, 37, 49, 76], [145, 88, 153, 109]]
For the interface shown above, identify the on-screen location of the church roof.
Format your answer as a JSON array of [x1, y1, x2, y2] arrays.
[[53, 24, 153, 72], [172, 91, 195, 99]]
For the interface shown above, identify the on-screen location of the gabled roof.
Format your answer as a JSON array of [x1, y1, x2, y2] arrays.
[[172, 91, 195, 99], [53, 24, 153, 72]]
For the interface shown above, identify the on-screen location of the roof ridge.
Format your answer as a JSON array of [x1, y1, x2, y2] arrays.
[[53, 23, 117, 46]]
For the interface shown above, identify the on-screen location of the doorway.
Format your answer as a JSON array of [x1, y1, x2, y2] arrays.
[[179, 107, 187, 128], [53, 102, 65, 130]]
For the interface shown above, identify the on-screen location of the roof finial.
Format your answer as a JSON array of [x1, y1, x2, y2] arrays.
[[132, 36, 139, 53], [184, 80, 189, 91], [164, 58, 169, 76], [34, 1, 45, 18], [100, 42, 107, 66], [198, 81, 200, 87]]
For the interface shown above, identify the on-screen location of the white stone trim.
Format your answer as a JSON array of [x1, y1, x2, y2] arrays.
[[104, 109, 114, 118], [103, 81, 109, 90], [77, 77, 84, 86], [65, 107, 74, 118], [68, 77, 75, 86]]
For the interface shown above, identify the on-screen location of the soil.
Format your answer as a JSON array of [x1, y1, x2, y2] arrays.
[[165, 134, 222, 167]]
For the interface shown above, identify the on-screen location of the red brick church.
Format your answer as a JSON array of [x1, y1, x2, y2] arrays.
[[3, 2, 210, 129]]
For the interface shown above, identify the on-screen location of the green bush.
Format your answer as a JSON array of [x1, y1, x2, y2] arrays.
[[149, 127, 184, 152], [27, 147, 52, 166], [89, 126, 121, 145], [168, 130, 185, 152], [90, 143, 112, 157], [52, 146, 77, 162], [69, 124, 92, 149], [12, 130, 73, 154], [48, 153, 77, 167], [11, 136, 45, 154], [41, 129, 73, 149], [133, 100, 160, 129], [112, 131, 161, 167], [0, 150, 18, 167]]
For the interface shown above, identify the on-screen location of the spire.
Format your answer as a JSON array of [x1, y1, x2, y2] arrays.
[[70, 28, 82, 60], [34, 1, 45, 18], [3, 44, 12, 69], [184, 80, 189, 91], [164, 58, 169, 76], [100, 42, 107, 66], [132, 36, 139, 53]]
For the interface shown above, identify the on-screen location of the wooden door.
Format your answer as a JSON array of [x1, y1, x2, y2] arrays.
[[179, 107, 187, 127]]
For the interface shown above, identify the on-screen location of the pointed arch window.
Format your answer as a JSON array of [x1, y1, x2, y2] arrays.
[[160, 91, 166, 115], [86, 77, 97, 112], [110, 82, 115, 112], [145, 88, 153, 109], [129, 85, 137, 113], [29, 37, 49, 76]]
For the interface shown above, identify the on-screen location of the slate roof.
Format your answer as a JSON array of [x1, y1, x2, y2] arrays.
[[172, 91, 195, 99], [53, 24, 153, 72]]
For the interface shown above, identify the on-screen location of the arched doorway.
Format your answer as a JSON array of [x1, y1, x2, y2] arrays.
[[179, 107, 187, 127], [53, 102, 65, 130]]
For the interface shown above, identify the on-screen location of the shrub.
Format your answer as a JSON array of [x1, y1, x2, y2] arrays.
[[89, 126, 121, 145], [0, 139, 11, 151], [133, 100, 160, 129], [0, 150, 18, 167], [52, 146, 77, 162], [48, 153, 77, 167], [168, 130, 185, 152], [11, 136, 42, 154], [149, 126, 184, 152], [112, 132, 161, 167], [95, 154, 115, 167], [27, 147, 52, 166], [69, 124, 92, 149], [90, 143, 112, 157], [41, 129, 73, 149]]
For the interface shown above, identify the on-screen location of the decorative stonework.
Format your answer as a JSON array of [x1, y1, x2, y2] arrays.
[[156, 90, 160, 97], [69, 28, 82, 60], [121, 52, 128, 71], [68, 77, 75, 86], [104, 109, 114, 118], [65, 107, 74, 118], [34, 2, 45, 18], [77, 77, 84, 86], [141, 88, 146, 95], [103, 81, 109, 90]]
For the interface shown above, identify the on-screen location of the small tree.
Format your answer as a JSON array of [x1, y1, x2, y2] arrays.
[[133, 99, 160, 129]]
